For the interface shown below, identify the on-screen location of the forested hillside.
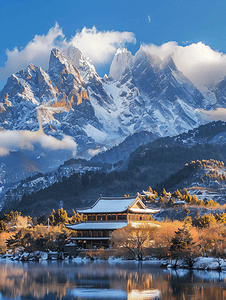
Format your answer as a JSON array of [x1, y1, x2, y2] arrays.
[[2, 142, 226, 217]]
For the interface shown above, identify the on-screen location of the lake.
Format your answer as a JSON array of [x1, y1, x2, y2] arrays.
[[0, 259, 226, 300]]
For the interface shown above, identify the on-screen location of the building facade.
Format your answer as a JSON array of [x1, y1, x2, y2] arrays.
[[66, 195, 160, 249]]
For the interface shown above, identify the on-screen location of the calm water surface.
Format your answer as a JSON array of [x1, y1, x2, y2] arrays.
[[0, 259, 226, 300]]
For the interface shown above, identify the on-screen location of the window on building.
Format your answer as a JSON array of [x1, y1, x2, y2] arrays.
[[93, 231, 98, 237], [97, 215, 106, 221], [88, 215, 96, 221], [107, 215, 116, 220], [77, 231, 82, 237], [118, 215, 127, 220], [98, 231, 102, 237], [103, 230, 109, 237], [83, 231, 88, 237]]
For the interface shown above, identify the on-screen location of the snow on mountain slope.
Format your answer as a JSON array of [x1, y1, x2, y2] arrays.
[[63, 45, 99, 83], [107, 48, 206, 137], [211, 75, 226, 107], [0, 45, 223, 166], [109, 48, 133, 81]]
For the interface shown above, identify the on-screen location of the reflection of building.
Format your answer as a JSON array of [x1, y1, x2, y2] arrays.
[[128, 289, 161, 300], [66, 195, 160, 249]]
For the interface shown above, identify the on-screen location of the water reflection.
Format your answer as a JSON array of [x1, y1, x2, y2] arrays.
[[0, 260, 225, 299]]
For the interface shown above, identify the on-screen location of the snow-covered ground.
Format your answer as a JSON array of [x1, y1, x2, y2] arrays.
[[166, 257, 226, 271], [1, 251, 226, 272]]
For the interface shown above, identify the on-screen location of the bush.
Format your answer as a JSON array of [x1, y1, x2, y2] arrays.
[[0, 220, 7, 232], [192, 213, 216, 228], [6, 224, 71, 252], [49, 208, 68, 225]]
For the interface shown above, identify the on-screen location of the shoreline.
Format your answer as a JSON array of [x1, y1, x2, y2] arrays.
[[1, 251, 226, 271]]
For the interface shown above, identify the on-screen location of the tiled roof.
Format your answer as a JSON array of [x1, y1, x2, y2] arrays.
[[129, 208, 160, 214], [66, 221, 128, 230], [77, 196, 138, 214]]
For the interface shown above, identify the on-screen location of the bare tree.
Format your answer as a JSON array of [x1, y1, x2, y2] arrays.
[[111, 224, 158, 260]]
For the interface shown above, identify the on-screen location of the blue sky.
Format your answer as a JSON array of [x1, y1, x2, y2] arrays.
[[1, 0, 226, 90]]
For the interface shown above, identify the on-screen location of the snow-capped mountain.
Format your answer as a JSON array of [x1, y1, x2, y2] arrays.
[[0, 46, 211, 151], [63, 45, 100, 83], [3, 46, 226, 214], [108, 48, 207, 136], [0, 45, 225, 174]]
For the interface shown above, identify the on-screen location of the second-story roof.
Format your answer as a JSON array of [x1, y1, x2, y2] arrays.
[[77, 195, 160, 214], [77, 196, 138, 214]]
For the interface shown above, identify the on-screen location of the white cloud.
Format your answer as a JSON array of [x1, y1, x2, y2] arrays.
[[2, 23, 226, 90], [0, 130, 77, 157], [199, 108, 226, 121], [0, 147, 9, 157], [0, 24, 136, 82], [0, 23, 65, 80], [142, 42, 226, 88], [88, 146, 107, 158], [69, 26, 136, 65]]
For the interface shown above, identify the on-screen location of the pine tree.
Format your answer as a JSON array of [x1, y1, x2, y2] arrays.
[[191, 195, 198, 204], [161, 188, 167, 197], [169, 226, 196, 267], [183, 190, 192, 203], [154, 191, 158, 197], [148, 186, 153, 193]]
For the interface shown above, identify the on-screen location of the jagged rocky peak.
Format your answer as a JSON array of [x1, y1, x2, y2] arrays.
[[63, 46, 83, 69], [18, 63, 36, 79], [63, 45, 98, 82], [20, 63, 57, 100], [1, 63, 57, 104], [160, 55, 177, 71], [111, 47, 161, 85], [109, 48, 133, 80], [1, 74, 25, 99], [132, 47, 162, 70], [132, 47, 148, 64], [49, 48, 82, 81], [48, 48, 85, 96]]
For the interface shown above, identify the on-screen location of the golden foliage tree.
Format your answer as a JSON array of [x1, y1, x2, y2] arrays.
[[70, 210, 86, 223], [111, 224, 158, 260]]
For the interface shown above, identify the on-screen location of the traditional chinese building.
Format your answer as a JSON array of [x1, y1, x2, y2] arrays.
[[66, 195, 160, 249]]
